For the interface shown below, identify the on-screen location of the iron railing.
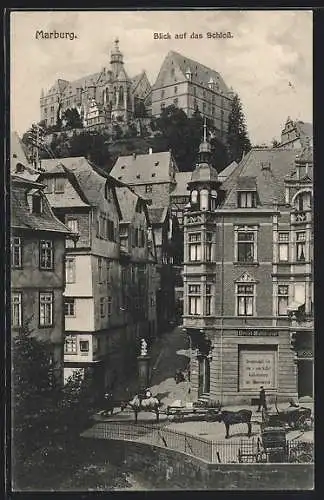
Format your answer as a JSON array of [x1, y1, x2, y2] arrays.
[[82, 422, 314, 464]]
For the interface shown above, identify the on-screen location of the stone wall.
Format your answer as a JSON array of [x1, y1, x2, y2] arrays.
[[92, 438, 313, 490]]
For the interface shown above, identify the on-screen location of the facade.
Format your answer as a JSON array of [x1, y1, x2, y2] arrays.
[[278, 117, 313, 150], [183, 127, 313, 405], [11, 174, 73, 386], [151, 50, 233, 140], [40, 39, 151, 129], [116, 186, 158, 359]]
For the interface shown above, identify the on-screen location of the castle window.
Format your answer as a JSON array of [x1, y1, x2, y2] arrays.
[[238, 191, 256, 208], [188, 232, 201, 261], [188, 284, 201, 315], [174, 86, 178, 94], [278, 232, 289, 262], [236, 284, 254, 316]]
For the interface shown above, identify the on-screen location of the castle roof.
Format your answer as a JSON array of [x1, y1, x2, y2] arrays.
[[153, 50, 230, 97], [111, 151, 177, 185]]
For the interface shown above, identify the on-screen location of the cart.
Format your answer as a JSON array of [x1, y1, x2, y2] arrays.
[[166, 400, 221, 422]]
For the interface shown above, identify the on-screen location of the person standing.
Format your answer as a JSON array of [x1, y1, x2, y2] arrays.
[[257, 386, 267, 412]]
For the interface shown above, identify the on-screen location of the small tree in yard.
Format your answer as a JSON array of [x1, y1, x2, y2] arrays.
[[12, 321, 94, 488], [227, 93, 252, 163]]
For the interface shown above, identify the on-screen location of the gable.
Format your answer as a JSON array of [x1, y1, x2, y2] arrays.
[[235, 272, 257, 283]]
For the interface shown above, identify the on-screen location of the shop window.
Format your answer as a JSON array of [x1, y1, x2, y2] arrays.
[[278, 285, 289, 315], [188, 232, 201, 261], [236, 284, 254, 316], [188, 284, 201, 315], [278, 232, 289, 262]]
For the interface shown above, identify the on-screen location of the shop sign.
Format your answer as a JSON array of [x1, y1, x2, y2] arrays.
[[239, 350, 277, 390], [238, 330, 279, 337]]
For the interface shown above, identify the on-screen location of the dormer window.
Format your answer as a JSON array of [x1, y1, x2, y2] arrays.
[[238, 191, 257, 208], [54, 177, 65, 193], [28, 190, 43, 214]]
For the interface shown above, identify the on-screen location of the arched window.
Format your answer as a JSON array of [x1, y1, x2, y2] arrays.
[[200, 189, 209, 211], [191, 189, 198, 205], [294, 191, 312, 212]]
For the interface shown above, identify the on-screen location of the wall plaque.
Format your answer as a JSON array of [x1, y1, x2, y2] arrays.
[[239, 350, 277, 390], [238, 330, 279, 337]]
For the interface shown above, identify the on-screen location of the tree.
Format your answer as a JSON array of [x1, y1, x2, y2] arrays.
[[227, 93, 252, 163], [62, 108, 83, 129], [272, 138, 280, 148]]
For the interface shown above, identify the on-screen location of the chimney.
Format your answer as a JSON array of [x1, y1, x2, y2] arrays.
[[148, 147, 153, 155]]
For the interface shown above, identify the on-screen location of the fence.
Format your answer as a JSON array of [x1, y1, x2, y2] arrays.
[[82, 422, 314, 464]]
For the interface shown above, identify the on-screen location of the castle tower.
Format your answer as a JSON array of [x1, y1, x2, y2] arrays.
[[110, 38, 124, 77]]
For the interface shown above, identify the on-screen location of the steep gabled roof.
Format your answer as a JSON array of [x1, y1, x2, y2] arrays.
[[111, 151, 177, 185], [153, 50, 230, 96], [11, 176, 72, 234], [221, 148, 301, 208], [172, 172, 191, 197], [116, 186, 151, 225], [148, 206, 168, 225], [218, 161, 238, 182]]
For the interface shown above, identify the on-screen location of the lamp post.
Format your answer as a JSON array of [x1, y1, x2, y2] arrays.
[[137, 338, 151, 391]]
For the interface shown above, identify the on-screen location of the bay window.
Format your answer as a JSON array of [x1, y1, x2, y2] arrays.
[[188, 284, 201, 315], [188, 233, 201, 261]]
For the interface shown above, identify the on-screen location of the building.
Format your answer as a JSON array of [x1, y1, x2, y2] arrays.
[[278, 117, 313, 150], [183, 125, 313, 405], [40, 39, 151, 129], [151, 50, 234, 140], [38, 156, 158, 397], [116, 186, 158, 358], [10, 131, 40, 180], [11, 174, 74, 386], [111, 149, 178, 208]]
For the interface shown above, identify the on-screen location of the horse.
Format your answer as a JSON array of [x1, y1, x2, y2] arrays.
[[213, 409, 253, 439], [128, 394, 162, 423]]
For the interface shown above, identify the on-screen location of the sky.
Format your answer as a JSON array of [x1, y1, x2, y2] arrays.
[[10, 9, 313, 145]]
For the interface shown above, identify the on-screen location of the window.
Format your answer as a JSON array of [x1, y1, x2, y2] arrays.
[[174, 86, 178, 94], [237, 232, 255, 263], [54, 177, 65, 193], [64, 335, 77, 354], [64, 298, 75, 316], [238, 192, 257, 208], [100, 298, 105, 318], [278, 285, 289, 316], [65, 257, 76, 283], [198, 357, 210, 395], [145, 185, 152, 193], [98, 257, 104, 283], [106, 260, 111, 283], [173, 98, 178, 106], [11, 237, 22, 268], [32, 195, 42, 214], [12, 292, 22, 327], [43, 179, 52, 193], [108, 220, 115, 241], [278, 232, 289, 262], [206, 233, 212, 261], [294, 191, 312, 211], [161, 90, 165, 99], [188, 284, 201, 315], [193, 87, 196, 96], [39, 240, 54, 269], [108, 296, 112, 316], [79, 340, 89, 352], [296, 232, 306, 262], [188, 233, 201, 261], [39, 292, 54, 326], [237, 284, 254, 316], [67, 219, 78, 233], [206, 284, 212, 316]]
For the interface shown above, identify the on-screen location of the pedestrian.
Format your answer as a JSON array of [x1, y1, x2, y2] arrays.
[[257, 386, 267, 412]]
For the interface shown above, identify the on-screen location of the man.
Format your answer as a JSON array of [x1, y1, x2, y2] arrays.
[[257, 386, 267, 412]]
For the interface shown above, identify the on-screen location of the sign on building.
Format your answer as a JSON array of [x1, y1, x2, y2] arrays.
[[239, 348, 277, 391]]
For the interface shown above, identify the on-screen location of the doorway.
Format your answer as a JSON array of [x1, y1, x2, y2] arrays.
[[297, 359, 313, 398], [198, 357, 210, 397]]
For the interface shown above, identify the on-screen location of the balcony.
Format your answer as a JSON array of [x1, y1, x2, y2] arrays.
[[292, 211, 312, 225]]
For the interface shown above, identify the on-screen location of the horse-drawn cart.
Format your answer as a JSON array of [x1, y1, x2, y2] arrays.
[[262, 405, 313, 432], [166, 400, 221, 422]]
